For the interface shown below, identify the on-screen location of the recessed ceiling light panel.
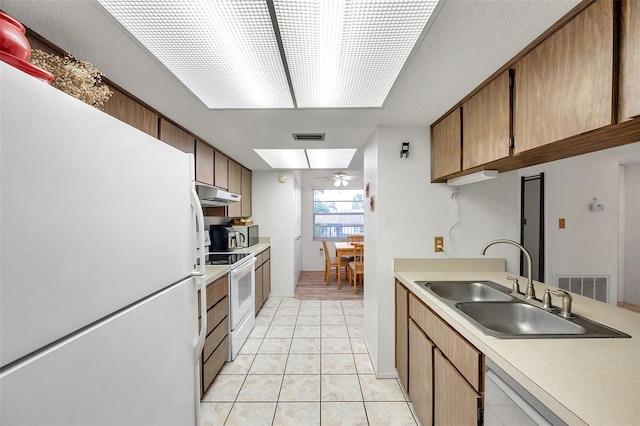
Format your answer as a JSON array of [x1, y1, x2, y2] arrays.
[[98, 0, 294, 109], [273, 0, 439, 108], [254, 149, 309, 169], [306, 148, 356, 169]]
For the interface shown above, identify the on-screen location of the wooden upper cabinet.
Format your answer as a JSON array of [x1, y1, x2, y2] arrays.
[[227, 160, 242, 218], [103, 88, 158, 138], [514, 0, 614, 154], [159, 119, 195, 154], [431, 108, 461, 181], [462, 71, 511, 169], [195, 140, 214, 185], [619, 0, 640, 121], [241, 167, 252, 218], [214, 151, 229, 189]]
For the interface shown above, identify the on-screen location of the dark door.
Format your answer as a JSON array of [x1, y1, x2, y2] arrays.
[[521, 174, 544, 282]]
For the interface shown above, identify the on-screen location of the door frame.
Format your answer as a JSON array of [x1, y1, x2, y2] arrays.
[[520, 173, 545, 281]]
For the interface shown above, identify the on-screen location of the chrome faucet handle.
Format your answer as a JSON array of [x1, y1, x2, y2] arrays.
[[542, 289, 554, 311], [506, 276, 523, 295], [548, 289, 574, 318]]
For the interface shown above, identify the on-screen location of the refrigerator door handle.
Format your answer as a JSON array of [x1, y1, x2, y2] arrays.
[[190, 186, 206, 426], [190, 187, 207, 358]]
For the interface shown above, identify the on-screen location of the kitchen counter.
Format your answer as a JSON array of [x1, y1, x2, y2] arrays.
[[394, 258, 640, 426], [204, 243, 271, 285]]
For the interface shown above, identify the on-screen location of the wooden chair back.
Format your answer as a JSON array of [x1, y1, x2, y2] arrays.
[[346, 235, 364, 243]]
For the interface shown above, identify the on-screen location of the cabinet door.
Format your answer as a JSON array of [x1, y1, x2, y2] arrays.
[[263, 259, 271, 304], [431, 108, 461, 181], [434, 349, 481, 426], [409, 319, 433, 426], [103, 88, 158, 138], [514, 1, 613, 153], [159, 119, 195, 154], [255, 264, 263, 315], [195, 140, 214, 185], [619, 0, 640, 121], [214, 151, 229, 189], [241, 167, 252, 217], [395, 281, 409, 393], [463, 71, 511, 169], [227, 160, 242, 218]]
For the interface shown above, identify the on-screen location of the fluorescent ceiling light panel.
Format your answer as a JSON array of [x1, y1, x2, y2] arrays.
[[254, 149, 309, 169], [306, 148, 356, 169], [273, 0, 439, 108], [447, 170, 498, 186], [98, 0, 293, 108]]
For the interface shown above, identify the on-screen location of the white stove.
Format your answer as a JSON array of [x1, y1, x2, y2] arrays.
[[206, 250, 255, 360]]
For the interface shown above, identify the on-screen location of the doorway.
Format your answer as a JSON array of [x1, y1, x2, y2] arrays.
[[520, 173, 544, 282]]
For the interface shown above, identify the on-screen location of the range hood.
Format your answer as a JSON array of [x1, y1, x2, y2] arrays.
[[196, 185, 241, 206]]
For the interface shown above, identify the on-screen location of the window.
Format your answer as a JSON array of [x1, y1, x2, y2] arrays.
[[313, 189, 364, 239]]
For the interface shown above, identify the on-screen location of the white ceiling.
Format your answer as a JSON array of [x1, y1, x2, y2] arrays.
[[3, 0, 581, 171]]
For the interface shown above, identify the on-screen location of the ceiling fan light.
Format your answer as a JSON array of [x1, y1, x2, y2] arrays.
[[333, 179, 342, 187], [341, 179, 348, 187]]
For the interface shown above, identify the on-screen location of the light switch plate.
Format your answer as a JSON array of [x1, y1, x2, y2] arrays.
[[434, 236, 444, 252]]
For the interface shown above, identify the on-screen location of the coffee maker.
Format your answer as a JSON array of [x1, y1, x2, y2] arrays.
[[209, 225, 236, 252]]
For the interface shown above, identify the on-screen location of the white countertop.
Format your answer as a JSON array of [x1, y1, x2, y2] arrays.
[[394, 259, 640, 426], [204, 243, 270, 284]]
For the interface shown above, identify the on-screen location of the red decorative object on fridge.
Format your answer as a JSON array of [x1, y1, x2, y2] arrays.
[[0, 11, 53, 83]]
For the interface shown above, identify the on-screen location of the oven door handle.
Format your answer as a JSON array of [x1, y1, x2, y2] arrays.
[[231, 257, 256, 278]]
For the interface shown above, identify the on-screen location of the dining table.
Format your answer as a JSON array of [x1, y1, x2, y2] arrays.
[[334, 241, 364, 288]]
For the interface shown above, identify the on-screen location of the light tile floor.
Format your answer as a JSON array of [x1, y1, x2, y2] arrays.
[[201, 298, 419, 426]]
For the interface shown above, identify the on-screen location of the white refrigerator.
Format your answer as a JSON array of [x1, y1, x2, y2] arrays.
[[0, 62, 207, 425]]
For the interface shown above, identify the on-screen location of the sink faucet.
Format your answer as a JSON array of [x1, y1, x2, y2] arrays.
[[481, 239, 536, 300]]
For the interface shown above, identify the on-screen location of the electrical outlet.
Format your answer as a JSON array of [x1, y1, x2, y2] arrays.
[[434, 236, 444, 252], [559, 218, 566, 229]]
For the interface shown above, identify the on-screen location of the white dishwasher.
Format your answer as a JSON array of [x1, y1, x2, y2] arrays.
[[484, 358, 567, 426]]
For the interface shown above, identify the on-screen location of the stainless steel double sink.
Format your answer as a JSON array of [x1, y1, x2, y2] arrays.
[[416, 281, 630, 339]]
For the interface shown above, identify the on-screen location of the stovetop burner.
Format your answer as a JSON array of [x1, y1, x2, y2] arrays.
[[205, 252, 252, 266]]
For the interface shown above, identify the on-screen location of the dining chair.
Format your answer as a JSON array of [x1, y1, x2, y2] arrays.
[[322, 240, 347, 287], [348, 242, 364, 294]]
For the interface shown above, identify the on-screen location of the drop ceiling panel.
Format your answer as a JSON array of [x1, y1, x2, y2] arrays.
[[98, 0, 294, 108]]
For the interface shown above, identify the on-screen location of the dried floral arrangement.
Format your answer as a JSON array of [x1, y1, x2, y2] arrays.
[[30, 49, 113, 109]]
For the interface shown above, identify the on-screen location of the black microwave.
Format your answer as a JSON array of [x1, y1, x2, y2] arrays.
[[232, 225, 259, 247]]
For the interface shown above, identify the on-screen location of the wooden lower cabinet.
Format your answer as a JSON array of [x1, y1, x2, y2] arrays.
[[409, 319, 434, 426], [255, 263, 263, 316], [200, 275, 230, 397], [254, 248, 271, 314], [395, 281, 409, 392], [262, 258, 271, 304], [397, 286, 484, 426], [434, 349, 482, 426]]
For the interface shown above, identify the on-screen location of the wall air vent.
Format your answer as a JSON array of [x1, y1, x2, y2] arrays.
[[556, 275, 609, 303], [293, 133, 325, 141]]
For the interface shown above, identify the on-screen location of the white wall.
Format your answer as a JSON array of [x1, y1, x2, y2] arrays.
[[300, 170, 364, 271], [518, 142, 640, 304], [364, 125, 520, 377], [251, 171, 296, 297]]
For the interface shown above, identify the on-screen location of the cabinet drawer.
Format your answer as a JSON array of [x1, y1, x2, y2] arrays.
[[203, 316, 229, 363], [206, 275, 228, 310], [255, 252, 263, 267], [206, 296, 229, 335], [202, 336, 229, 396], [263, 248, 270, 261], [409, 294, 482, 391]]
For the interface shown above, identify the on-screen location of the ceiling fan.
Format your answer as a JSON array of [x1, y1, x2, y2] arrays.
[[318, 171, 358, 187]]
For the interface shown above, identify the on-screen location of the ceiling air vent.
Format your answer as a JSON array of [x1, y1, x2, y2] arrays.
[[293, 133, 325, 141]]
